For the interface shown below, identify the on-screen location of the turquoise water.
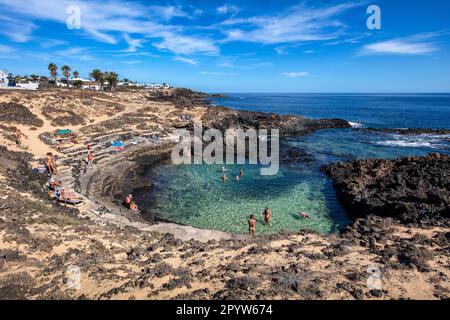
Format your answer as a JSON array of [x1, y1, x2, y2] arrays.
[[135, 94, 450, 235]]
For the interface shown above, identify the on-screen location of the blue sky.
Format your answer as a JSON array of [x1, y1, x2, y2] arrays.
[[0, 0, 449, 92]]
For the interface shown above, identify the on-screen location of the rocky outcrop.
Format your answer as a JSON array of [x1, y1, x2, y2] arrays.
[[202, 107, 351, 136], [322, 154, 450, 226], [356, 128, 450, 135], [148, 88, 207, 109]]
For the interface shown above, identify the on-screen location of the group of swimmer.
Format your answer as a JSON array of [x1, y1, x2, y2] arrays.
[[248, 208, 311, 236], [219, 167, 311, 236], [221, 167, 244, 183]]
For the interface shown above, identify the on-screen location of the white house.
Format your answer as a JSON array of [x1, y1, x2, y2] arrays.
[[0, 71, 8, 87], [146, 83, 171, 90]]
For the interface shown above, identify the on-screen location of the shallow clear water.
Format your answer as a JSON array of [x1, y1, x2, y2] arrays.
[[135, 94, 450, 235]]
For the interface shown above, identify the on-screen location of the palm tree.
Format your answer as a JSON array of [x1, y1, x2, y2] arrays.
[[14, 75, 21, 83], [104, 72, 119, 91], [89, 69, 104, 89], [73, 71, 79, 79], [30, 74, 39, 82], [48, 63, 58, 83], [61, 65, 71, 87]]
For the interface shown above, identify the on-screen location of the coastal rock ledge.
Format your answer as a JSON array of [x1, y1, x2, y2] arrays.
[[322, 153, 450, 226]]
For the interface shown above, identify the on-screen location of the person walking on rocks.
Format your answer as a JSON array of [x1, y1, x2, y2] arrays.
[[15, 127, 26, 147], [87, 151, 94, 167]]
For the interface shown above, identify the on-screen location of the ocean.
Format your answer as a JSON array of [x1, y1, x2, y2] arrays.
[[136, 93, 450, 235]]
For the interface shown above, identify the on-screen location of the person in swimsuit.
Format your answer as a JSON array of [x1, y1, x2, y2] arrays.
[[263, 207, 272, 225], [221, 174, 227, 182], [248, 214, 256, 236], [299, 212, 311, 219], [45, 152, 57, 175]]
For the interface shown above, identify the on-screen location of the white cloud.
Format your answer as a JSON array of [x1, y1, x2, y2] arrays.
[[217, 5, 239, 15], [174, 56, 198, 65], [283, 72, 309, 78], [219, 2, 361, 44], [149, 5, 189, 20], [154, 35, 219, 55], [125, 60, 142, 65], [361, 39, 438, 55], [0, 14, 37, 42], [0, 0, 219, 56], [123, 34, 144, 53]]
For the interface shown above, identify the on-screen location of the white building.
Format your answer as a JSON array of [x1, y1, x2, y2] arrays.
[[0, 71, 8, 87], [145, 83, 171, 90]]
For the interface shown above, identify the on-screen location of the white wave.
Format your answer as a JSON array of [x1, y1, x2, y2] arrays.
[[375, 134, 450, 149], [349, 121, 364, 128], [377, 140, 433, 148]]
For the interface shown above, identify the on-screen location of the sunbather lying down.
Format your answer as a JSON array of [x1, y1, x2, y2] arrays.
[[58, 189, 81, 201]]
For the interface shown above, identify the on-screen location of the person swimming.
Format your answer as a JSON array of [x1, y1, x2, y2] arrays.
[[299, 212, 311, 219], [248, 214, 256, 236], [240, 169, 244, 177], [235, 175, 239, 182], [221, 174, 227, 182], [263, 207, 272, 225]]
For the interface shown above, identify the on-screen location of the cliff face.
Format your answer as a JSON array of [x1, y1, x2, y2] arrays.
[[322, 154, 450, 226]]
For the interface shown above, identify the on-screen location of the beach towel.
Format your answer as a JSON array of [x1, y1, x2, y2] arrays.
[[56, 129, 72, 135], [111, 140, 125, 147]]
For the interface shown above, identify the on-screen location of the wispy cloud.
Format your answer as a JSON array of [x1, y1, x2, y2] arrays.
[[149, 5, 189, 21], [123, 34, 144, 53], [0, 0, 219, 56], [283, 72, 309, 78], [0, 14, 37, 42], [174, 56, 198, 65], [217, 4, 240, 16], [125, 60, 142, 65], [219, 2, 362, 45], [154, 35, 218, 55], [360, 32, 444, 55], [0, 44, 16, 55]]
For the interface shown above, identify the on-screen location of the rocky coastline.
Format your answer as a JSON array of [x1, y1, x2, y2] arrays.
[[322, 153, 449, 226]]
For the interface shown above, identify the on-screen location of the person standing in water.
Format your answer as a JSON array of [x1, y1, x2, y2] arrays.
[[263, 207, 272, 225], [240, 169, 244, 177], [248, 214, 256, 236], [221, 174, 227, 182], [235, 175, 240, 182]]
